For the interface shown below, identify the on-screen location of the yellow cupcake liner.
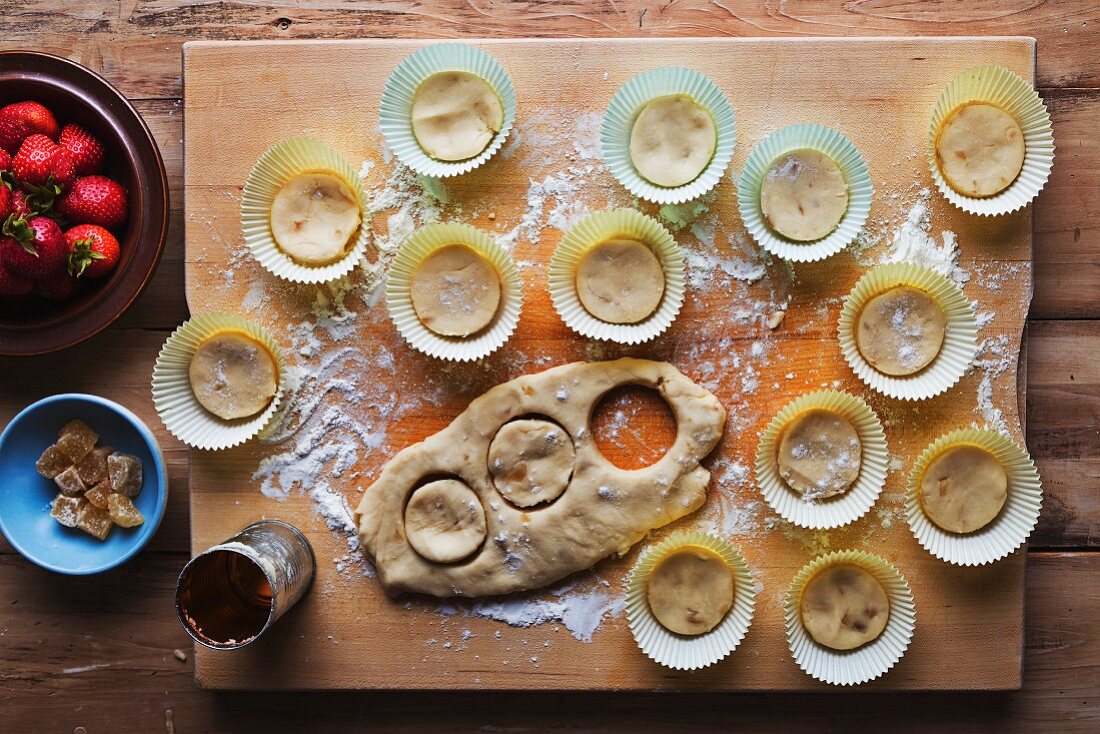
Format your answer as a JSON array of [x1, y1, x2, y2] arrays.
[[385, 221, 522, 362], [754, 390, 888, 530], [907, 428, 1042, 566], [785, 550, 916, 687], [838, 263, 978, 401], [548, 209, 685, 345], [928, 65, 1054, 216], [151, 313, 287, 451], [626, 532, 757, 671], [240, 137, 371, 284]]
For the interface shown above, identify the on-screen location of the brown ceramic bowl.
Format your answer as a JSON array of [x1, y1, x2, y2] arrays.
[[0, 51, 169, 356]]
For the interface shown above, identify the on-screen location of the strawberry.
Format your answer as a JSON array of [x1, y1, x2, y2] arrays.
[[56, 175, 128, 230], [0, 258, 33, 299], [13, 134, 75, 193], [0, 185, 11, 223], [0, 215, 67, 280], [36, 270, 80, 301], [0, 101, 59, 154], [10, 190, 32, 219], [58, 124, 105, 176], [65, 224, 120, 279], [0, 148, 10, 173]]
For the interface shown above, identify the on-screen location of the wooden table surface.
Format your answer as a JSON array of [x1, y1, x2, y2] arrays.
[[0, 2, 1096, 731]]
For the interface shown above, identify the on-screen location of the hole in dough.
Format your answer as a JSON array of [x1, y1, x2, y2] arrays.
[[403, 478, 487, 564], [591, 384, 677, 470], [488, 417, 576, 509]]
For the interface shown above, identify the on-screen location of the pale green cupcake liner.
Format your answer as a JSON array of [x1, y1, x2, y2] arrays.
[[755, 390, 888, 530], [151, 313, 287, 451], [785, 550, 916, 687], [385, 221, 522, 361], [737, 123, 873, 263], [240, 137, 370, 284], [600, 66, 736, 205], [838, 263, 978, 401], [626, 532, 757, 671], [548, 208, 685, 345], [379, 43, 516, 178], [928, 65, 1054, 216], [907, 428, 1042, 566]]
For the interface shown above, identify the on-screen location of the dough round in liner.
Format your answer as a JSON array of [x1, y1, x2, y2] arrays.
[[269, 172, 361, 266], [760, 148, 849, 242], [856, 285, 946, 377], [800, 564, 889, 651], [410, 244, 502, 337], [919, 444, 1008, 533], [646, 546, 734, 636], [777, 409, 862, 500], [404, 479, 487, 564], [188, 331, 279, 421], [936, 103, 1025, 198], [629, 94, 717, 188], [575, 238, 665, 324], [411, 71, 503, 162], [488, 419, 576, 508]]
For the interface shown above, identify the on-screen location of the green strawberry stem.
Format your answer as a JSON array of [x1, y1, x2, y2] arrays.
[[67, 236, 105, 278], [21, 177, 61, 216], [1, 214, 37, 256]]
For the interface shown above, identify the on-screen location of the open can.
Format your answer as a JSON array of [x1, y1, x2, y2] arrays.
[[175, 520, 315, 650]]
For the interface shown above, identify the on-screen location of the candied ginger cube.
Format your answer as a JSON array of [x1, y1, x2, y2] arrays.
[[36, 445, 72, 479], [76, 446, 112, 485], [107, 493, 144, 528], [77, 502, 113, 541], [107, 453, 143, 497], [50, 494, 86, 528], [85, 482, 115, 510], [54, 466, 87, 497], [56, 419, 98, 463]]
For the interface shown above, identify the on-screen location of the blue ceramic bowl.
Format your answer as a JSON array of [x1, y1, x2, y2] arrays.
[[0, 394, 168, 574]]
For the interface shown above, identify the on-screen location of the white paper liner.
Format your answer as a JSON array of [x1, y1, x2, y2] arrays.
[[151, 313, 286, 451], [737, 123, 873, 263], [754, 390, 888, 530], [378, 43, 516, 178], [600, 66, 736, 205], [548, 208, 685, 345], [626, 532, 757, 671], [785, 550, 916, 687], [928, 65, 1055, 216], [240, 137, 370, 284], [906, 428, 1043, 566], [385, 221, 521, 361], [838, 263, 978, 401]]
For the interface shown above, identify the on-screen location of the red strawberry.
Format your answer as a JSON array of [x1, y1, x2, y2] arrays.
[[0, 186, 11, 223], [0, 148, 10, 172], [13, 134, 75, 193], [58, 124, 105, 176], [65, 224, 120, 279], [56, 175, 128, 230], [0, 215, 67, 280], [0, 102, 59, 154], [36, 270, 80, 301], [0, 258, 32, 299]]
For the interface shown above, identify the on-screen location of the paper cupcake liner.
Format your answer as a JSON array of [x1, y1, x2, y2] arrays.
[[928, 65, 1054, 216], [626, 532, 757, 671], [548, 209, 685, 345], [838, 263, 978, 401], [906, 428, 1042, 566], [754, 390, 888, 530], [240, 137, 370, 284], [379, 43, 517, 178], [785, 550, 916, 687], [600, 66, 736, 205], [737, 123, 873, 263], [385, 221, 522, 361], [151, 313, 287, 451]]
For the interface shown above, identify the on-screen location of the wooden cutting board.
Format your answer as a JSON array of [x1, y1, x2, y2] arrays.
[[182, 37, 1034, 690]]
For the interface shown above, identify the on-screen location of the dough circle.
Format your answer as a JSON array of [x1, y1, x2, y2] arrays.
[[629, 94, 717, 188], [646, 546, 734, 636], [856, 285, 947, 377], [269, 172, 361, 266], [936, 103, 1025, 198], [488, 419, 576, 508], [410, 244, 502, 337], [777, 409, 862, 500], [919, 444, 1008, 533], [404, 479, 487, 564], [760, 148, 849, 242], [800, 564, 890, 651], [575, 239, 665, 324], [411, 71, 503, 162], [188, 331, 279, 421]]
